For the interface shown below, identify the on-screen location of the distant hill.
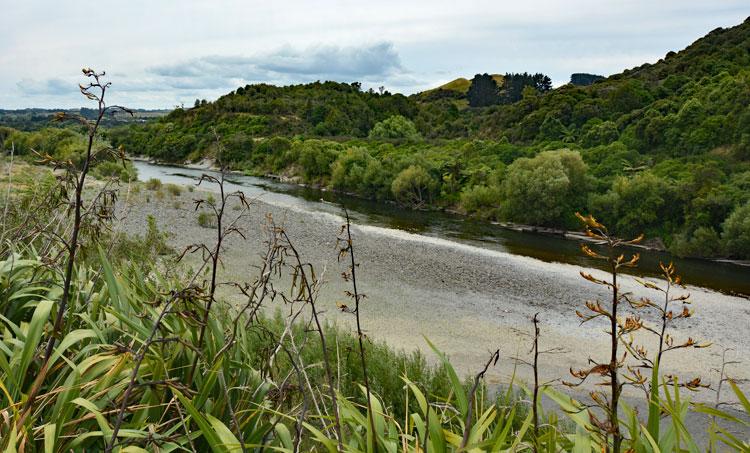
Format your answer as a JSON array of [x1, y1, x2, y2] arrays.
[[0, 108, 169, 131], [422, 74, 505, 94]]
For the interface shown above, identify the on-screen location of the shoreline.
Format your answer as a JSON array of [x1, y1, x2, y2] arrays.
[[128, 155, 750, 268]]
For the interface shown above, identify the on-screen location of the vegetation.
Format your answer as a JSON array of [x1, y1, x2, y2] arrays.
[[0, 107, 168, 131], [95, 17, 750, 259], [0, 70, 748, 452], [570, 73, 605, 86]]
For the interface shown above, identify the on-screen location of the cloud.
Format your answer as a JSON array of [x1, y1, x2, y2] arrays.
[[16, 78, 75, 96], [149, 42, 403, 91]]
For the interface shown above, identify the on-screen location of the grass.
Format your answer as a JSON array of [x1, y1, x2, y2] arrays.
[[165, 183, 182, 196], [1, 160, 748, 452], [421, 74, 504, 95], [197, 211, 217, 228], [145, 177, 162, 190]]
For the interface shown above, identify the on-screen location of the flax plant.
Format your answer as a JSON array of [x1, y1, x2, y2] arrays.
[[566, 212, 643, 453]]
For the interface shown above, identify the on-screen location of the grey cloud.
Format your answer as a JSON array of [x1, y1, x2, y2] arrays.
[[149, 42, 403, 91], [16, 78, 75, 96], [260, 42, 402, 77]]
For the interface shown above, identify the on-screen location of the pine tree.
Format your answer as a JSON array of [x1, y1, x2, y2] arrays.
[[467, 73, 500, 107]]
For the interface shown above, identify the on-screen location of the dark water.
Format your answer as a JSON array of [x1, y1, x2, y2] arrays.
[[134, 161, 750, 297]]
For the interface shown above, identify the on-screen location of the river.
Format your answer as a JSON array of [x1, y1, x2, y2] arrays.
[[133, 161, 750, 298]]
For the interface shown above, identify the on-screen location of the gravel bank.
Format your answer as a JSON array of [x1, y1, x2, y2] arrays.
[[115, 182, 749, 411]]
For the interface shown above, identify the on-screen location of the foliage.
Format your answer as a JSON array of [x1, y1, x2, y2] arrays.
[[144, 177, 162, 190], [0, 246, 746, 452], [501, 150, 589, 227], [368, 115, 421, 141], [500, 72, 553, 103], [467, 73, 501, 107], [391, 164, 438, 207], [197, 210, 217, 228], [570, 73, 605, 86], [90, 159, 138, 181], [721, 202, 750, 258]]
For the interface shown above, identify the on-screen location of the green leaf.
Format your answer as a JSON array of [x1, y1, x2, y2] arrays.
[[207, 413, 243, 452], [19, 299, 54, 378], [48, 329, 96, 369], [175, 390, 228, 453], [44, 423, 56, 453], [72, 397, 112, 440], [647, 357, 660, 441], [729, 380, 750, 416], [275, 423, 293, 450], [424, 337, 468, 418]]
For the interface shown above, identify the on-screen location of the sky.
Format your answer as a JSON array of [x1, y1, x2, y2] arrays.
[[1, 1, 748, 109]]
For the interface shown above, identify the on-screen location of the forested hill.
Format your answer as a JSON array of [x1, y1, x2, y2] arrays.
[[31, 17, 750, 259], [109, 16, 750, 158]]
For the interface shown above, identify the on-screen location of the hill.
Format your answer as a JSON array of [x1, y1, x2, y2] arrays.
[[0, 108, 168, 131], [420, 74, 505, 95], [104, 17, 750, 258]]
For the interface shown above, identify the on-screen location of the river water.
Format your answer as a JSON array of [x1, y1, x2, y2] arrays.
[[134, 160, 749, 298]]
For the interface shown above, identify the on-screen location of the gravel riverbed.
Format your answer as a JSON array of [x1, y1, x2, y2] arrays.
[[115, 182, 749, 425]]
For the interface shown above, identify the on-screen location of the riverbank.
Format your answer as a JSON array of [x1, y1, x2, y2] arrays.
[[115, 178, 750, 407], [130, 156, 750, 269]]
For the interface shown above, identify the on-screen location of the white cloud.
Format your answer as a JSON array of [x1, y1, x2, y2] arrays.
[[0, 0, 747, 108]]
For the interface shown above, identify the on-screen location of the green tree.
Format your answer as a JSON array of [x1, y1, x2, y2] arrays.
[[391, 165, 438, 207], [589, 172, 676, 238], [297, 140, 340, 181], [722, 202, 750, 258], [368, 115, 421, 141], [467, 73, 500, 107], [582, 121, 619, 147], [501, 149, 589, 227]]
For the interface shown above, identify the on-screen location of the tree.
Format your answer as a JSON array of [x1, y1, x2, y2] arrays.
[[297, 140, 340, 181], [501, 149, 589, 226], [501, 72, 552, 103], [589, 172, 676, 238], [570, 73, 604, 86], [722, 202, 750, 258], [331, 147, 389, 198], [467, 73, 500, 107], [391, 165, 438, 207], [582, 120, 619, 147], [368, 115, 421, 141]]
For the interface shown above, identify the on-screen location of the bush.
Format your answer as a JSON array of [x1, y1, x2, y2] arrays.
[[391, 164, 438, 207], [722, 202, 750, 258], [501, 149, 589, 227], [110, 215, 173, 261], [670, 226, 722, 257], [296, 140, 340, 181], [164, 183, 182, 196], [368, 115, 421, 141], [459, 184, 501, 217], [330, 147, 390, 199], [145, 178, 162, 190], [90, 160, 138, 181], [197, 211, 216, 228], [589, 171, 677, 238]]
